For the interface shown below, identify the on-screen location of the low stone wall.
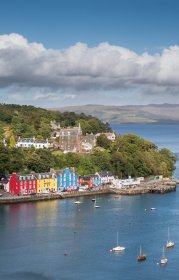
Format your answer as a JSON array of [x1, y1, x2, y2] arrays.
[[0, 189, 110, 204]]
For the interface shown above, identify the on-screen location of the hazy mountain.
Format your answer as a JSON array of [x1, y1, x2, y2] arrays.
[[53, 104, 179, 124]]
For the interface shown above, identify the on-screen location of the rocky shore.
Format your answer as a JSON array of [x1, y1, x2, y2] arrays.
[[0, 178, 178, 204]]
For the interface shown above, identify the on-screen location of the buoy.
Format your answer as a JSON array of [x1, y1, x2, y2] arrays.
[[64, 251, 68, 256]]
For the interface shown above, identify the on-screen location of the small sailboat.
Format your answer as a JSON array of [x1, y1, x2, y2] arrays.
[[160, 246, 168, 265], [137, 245, 146, 261], [166, 227, 174, 248], [110, 232, 125, 252], [94, 199, 100, 208]]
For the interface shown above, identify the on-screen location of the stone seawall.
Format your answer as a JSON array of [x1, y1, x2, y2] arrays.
[[0, 189, 110, 204]]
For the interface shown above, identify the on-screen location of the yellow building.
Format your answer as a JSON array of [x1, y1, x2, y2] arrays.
[[36, 173, 57, 193]]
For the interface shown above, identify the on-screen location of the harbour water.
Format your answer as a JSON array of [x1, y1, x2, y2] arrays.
[[0, 123, 179, 280]]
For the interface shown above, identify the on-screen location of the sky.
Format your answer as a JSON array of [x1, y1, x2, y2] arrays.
[[0, 0, 179, 108]]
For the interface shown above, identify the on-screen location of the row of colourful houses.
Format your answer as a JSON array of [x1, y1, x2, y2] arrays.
[[2, 169, 115, 196]]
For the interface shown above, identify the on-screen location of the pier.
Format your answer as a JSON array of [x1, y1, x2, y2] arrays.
[[111, 178, 177, 195]]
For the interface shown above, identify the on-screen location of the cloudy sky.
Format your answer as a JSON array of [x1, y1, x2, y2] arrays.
[[0, 0, 179, 107]]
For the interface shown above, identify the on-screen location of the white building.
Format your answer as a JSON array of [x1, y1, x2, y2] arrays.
[[96, 132, 116, 141], [16, 138, 53, 149], [81, 141, 93, 152], [113, 177, 144, 189], [96, 171, 115, 184]]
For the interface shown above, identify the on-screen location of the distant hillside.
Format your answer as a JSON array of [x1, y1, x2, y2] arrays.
[[0, 104, 111, 141], [55, 104, 179, 124]]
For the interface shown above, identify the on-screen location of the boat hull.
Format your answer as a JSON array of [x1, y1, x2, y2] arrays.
[[166, 242, 174, 248], [112, 246, 125, 252], [160, 258, 168, 265], [137, 255, 146, 261]]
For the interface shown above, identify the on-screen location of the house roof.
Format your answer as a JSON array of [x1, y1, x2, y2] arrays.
[[17, 174, 36, 181], [17, 138, 51, 144], [97, 171, 113, 177]]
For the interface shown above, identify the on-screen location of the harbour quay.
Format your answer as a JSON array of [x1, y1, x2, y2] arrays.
[[0, 178, 178, 204]]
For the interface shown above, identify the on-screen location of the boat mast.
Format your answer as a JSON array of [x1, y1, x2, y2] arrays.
[[168, 227, 170, 242], [140, 244, 142, 256], [162, 246, 165, 259]]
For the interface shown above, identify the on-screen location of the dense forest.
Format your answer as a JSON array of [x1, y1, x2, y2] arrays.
[[0, 103, 111, 141]]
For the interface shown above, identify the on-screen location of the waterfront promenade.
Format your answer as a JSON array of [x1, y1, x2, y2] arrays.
[[0, 178, 177, 204]]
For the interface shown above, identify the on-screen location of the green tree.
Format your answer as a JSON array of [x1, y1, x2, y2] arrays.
[[9, 135, 16, 147], [96, 134, 111, 149]]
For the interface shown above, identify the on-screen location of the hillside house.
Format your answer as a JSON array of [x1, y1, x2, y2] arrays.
[[96, 132, 116, 141], [58, 124, 82, 153], [16, 138, 53, 149]]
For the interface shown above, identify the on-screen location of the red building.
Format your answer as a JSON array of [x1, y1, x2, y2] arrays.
[[9, 173, 37, 195], [78, 176, 93, 188]]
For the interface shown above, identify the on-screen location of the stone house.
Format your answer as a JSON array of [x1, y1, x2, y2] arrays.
[[58, 124, 82, 153]]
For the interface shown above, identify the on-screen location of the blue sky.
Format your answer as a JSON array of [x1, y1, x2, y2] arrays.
[[0, 0, 179, 107]]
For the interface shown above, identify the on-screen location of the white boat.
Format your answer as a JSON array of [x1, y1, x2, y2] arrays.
[[166, 227, 174, 248], [150, 207, 157, 210], [74, 201, 81, 204], [110, 232, 125, 252], [94, 199, 100, 208], [160, 246, 168, 265]]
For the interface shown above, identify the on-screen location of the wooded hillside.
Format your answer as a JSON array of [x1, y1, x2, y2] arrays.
[[0, 103, 111, 141]]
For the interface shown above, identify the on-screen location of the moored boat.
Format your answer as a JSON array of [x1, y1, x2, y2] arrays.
[[160, 246, 168, 265], [74, 201, 81, 204], [166, 228, 174, 248], [110, 232, 125, 252], [137, 245, 146, 261]]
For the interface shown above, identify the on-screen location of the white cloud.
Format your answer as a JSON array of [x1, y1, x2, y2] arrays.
[[0, 33, 179, 106]]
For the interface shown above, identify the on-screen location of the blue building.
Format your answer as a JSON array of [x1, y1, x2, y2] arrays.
[[92, 174, 102, 186], [56, 168, 79, 190]]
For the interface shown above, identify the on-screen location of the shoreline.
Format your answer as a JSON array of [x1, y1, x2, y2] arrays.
[[0, 179, 177, 205]]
